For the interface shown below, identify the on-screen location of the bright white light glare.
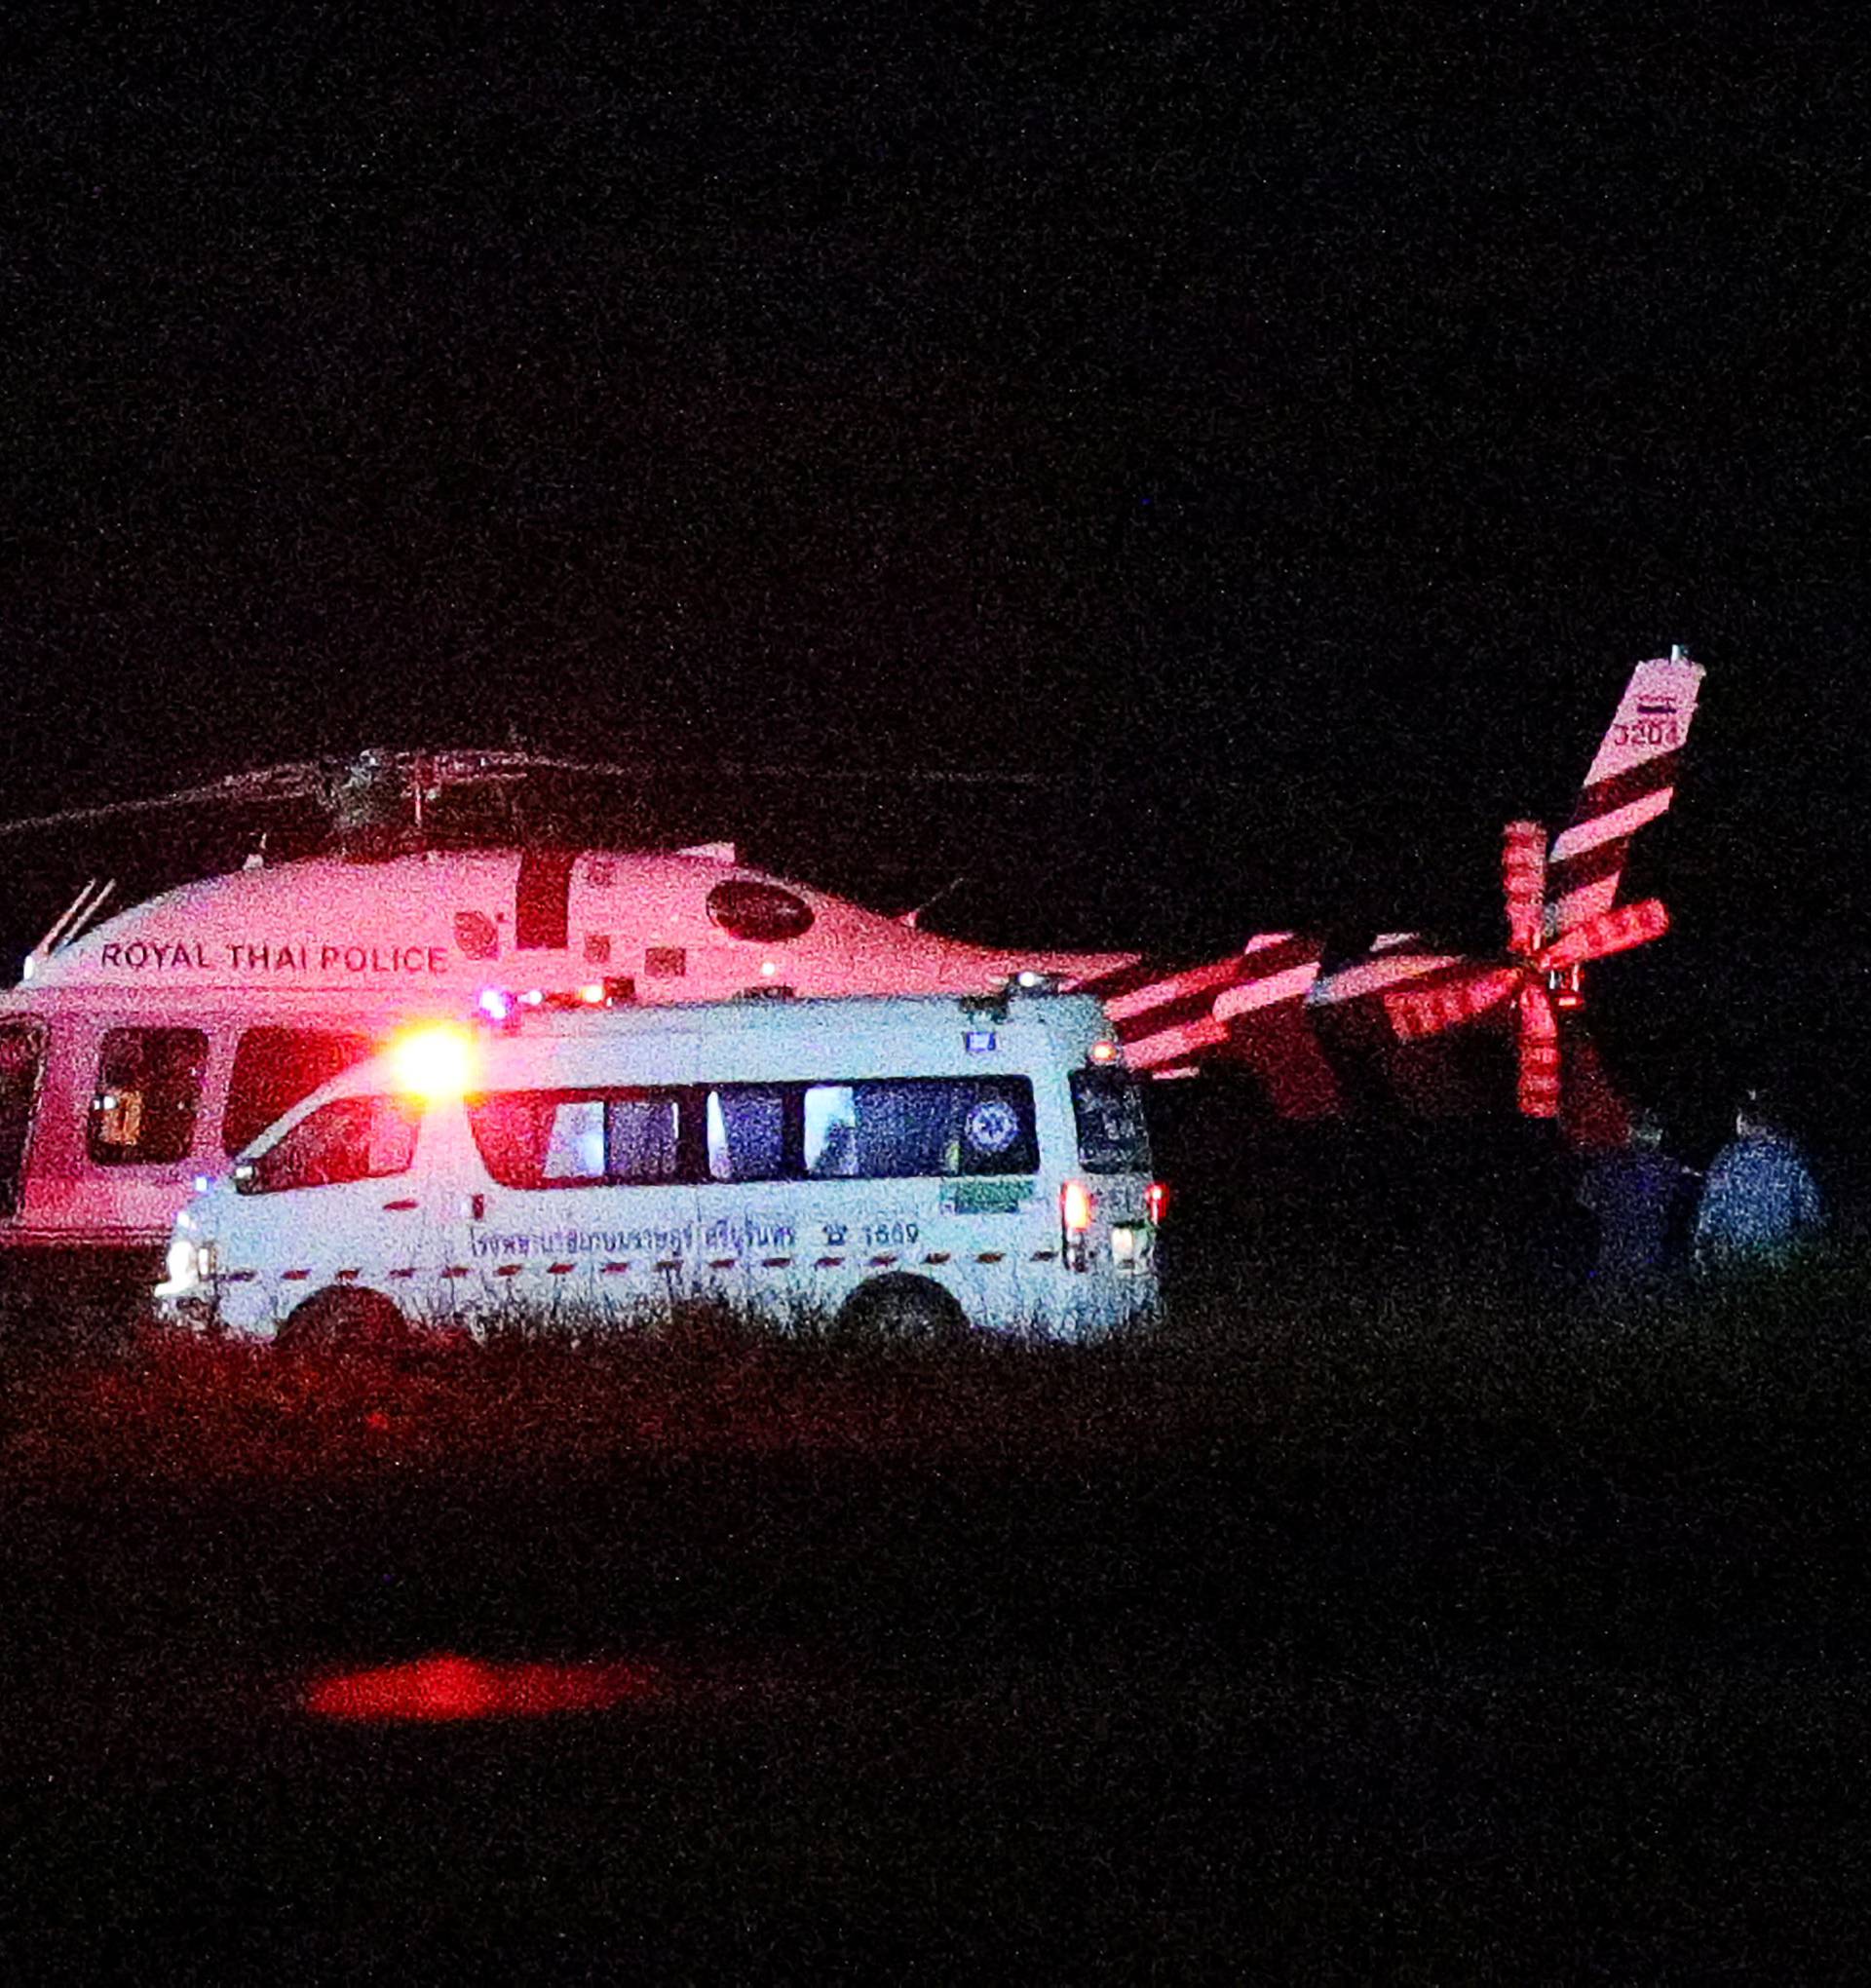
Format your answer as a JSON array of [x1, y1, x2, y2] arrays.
[[477, 987, 512, 1021], [165, 1236, 198, 1288], [579, 983, 605, 1005], [391, 1024, 477, 1100], [1088, 1040, 1119, 1064], [760, 960, 779, 978]]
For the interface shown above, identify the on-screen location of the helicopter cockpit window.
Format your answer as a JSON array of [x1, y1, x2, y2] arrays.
[[89, 1028, 210, 1166], [705, 881, 815, 943], [223, 1028, 378, 1158]]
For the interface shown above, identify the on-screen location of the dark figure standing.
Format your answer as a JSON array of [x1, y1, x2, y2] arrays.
[[1693, 1090, 1825, 1274], [1577, 1109, 1699, 1298]]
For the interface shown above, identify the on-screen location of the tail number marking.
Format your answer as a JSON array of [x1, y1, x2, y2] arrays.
[[1612, 718, 1681, 749]]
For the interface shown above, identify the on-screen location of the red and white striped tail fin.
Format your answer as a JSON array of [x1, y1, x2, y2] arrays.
[[1070, 936, 1345, 1115], [1213, 933, 1343, 1117], [1548, 651, 1704, 933]]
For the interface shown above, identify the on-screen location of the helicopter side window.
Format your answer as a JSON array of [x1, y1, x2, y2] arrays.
[[705, 882, 815, 943], [0, 1021, 48, 1218], [89, 1028, 210, 1166], [223, 1028, 377, 1158]]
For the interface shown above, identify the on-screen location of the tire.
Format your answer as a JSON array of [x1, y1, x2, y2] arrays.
[[277, 1285, 413, 1356], [835, 1274, 971, 1345]]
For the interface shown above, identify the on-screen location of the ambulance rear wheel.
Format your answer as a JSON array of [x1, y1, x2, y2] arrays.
[[836, 1274, 970, 1344], [278, 1286, 412, 1356]]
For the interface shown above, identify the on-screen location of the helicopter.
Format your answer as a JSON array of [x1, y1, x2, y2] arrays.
[[0, 654, 1703, 1262]]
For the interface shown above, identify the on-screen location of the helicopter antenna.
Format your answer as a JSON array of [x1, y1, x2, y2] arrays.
[[25, 877, 116, 974], [898, 873, 973, 929]]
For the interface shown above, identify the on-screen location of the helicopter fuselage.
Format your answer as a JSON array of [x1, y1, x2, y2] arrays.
[[0, 847, 1136, 1256]]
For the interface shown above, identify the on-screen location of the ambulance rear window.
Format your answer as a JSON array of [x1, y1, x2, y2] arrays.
[[89, 1027, 210, 1166], [223, 1027, 377, 1157], [1069, 1068, 1151, 1172]]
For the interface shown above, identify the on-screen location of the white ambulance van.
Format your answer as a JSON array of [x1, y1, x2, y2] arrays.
[[155, 990, 1164, 1345]]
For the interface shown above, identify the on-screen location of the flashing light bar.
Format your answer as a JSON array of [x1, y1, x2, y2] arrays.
[[477, 977, 636, 1024], [391, 1023, 477, 1101]]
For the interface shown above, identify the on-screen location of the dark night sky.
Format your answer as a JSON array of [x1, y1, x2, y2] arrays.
[[3, 2, 1866, 1147]]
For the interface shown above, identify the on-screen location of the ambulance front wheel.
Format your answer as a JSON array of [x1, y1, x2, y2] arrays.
[[277, 1285, 413, 1355], [836, 1274, 971, 1344]]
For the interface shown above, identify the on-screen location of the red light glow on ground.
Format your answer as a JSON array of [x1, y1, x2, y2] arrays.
[[305, 1653, 656, 1722]]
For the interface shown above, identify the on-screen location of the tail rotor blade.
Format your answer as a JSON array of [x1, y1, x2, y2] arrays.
[[1387, 966, 1521, 1039], [1517, 981, 1562, 1117], [1541, 897, 1669, 970], [1502, 821, 1548, 956]]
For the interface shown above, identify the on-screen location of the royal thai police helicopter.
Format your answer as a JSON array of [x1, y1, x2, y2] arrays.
[[0, 654, 1702, 1263]]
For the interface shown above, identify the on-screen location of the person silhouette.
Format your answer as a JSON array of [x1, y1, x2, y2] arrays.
[[1577, 1107, 1699, 1297], [1693, 1090, 1825, 1274]]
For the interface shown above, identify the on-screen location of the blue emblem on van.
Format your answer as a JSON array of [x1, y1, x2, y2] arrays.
[[965, 1030, 997, 1053]]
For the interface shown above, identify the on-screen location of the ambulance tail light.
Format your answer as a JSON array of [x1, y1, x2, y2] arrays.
[[1145, 1180, 1170, 1226], [1060, 1178, 1093, 1273]]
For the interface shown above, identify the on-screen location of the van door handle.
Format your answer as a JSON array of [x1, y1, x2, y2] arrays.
[[383, 1198, 419, 1212]]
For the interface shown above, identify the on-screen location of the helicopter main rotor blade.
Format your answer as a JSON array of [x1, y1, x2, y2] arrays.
[[0, 746, 1065, 843], [475, 752, 1060, 789], [0, 763, 342, 839]]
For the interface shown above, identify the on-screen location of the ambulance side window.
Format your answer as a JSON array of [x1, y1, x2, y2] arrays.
[[223, 1027, 377, 1157], [235, 1095, 422, 1195], [803, 1078, 1038, 1179], [706, 1086, 788, 1181], [465, 1090, 685, 1189], [89, 1027, 210, 1166]]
